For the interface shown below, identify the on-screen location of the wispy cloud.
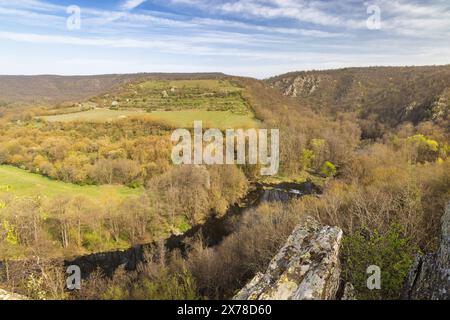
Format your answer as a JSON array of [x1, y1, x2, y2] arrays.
[[219, 0, 357, 28], [0, 0, 62, 12], [121, 0, 147, 11]]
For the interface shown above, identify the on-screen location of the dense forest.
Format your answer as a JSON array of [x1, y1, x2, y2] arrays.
[[0, 67, 449, 300]]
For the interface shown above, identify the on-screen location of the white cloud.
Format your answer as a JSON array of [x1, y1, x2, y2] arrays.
[[0, 30, 289, 55], [0, 0, 348, 39], [0, 31, 193, 51], [169, 0, 366, 29], [121, 0, 147, 11], [0, 0, 62, 12]]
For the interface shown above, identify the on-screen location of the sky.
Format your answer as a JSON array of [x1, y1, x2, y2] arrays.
[[0, 0, 449, 78]]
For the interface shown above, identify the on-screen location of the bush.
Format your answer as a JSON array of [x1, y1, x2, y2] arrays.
[[321, 161, 337, 177], [75, 249, 199, 300], [406, 134, 440, 163], [102, 266, 198, 300]]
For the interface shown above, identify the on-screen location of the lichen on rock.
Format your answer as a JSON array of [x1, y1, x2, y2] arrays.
[[234, 217, 343, 300]]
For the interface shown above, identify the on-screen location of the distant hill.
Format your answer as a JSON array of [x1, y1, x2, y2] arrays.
[[0, 73, 227, 105], [2, 68, 449, 138], [267, 66, 450, 137]]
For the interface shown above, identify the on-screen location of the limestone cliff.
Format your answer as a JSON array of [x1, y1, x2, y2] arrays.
[[234, 217, 343, 300], [276, 75, 321, 98], [402, 202, 450, 300]]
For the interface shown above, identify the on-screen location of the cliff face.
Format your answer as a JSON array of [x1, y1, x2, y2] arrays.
[[275, 74, 322, 98], [234, 217, 343, 300], [403, 202, 450, 300]]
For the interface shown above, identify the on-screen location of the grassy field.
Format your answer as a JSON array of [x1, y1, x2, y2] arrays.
[[0, 165, 142, 200], [40, 109, 260, 129], [149, 110, 259, 128]]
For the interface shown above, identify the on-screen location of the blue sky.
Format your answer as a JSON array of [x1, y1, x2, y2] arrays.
[[0, 0, 449, 78]]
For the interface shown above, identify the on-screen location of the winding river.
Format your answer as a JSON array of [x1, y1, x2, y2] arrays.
[[64, 181, 320, 278]]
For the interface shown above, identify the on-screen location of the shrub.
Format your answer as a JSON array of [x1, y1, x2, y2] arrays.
[[129, 267, 198, 300], [77, 250, 199, 300], [406, 134, 440, 163], [341, 224, 417, 300], [300, 149, 314, 170], [321, 161, 337, 177], [102, 266, 198, 300]]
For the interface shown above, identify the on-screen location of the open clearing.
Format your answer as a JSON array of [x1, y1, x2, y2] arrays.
[[0, 165, 141, 200], [39, 109, 145, 123], [40, 109, 259, 129], [149, 110, 259, 128]]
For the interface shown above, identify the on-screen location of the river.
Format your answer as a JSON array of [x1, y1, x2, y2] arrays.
[[65, 181, 320, 278]]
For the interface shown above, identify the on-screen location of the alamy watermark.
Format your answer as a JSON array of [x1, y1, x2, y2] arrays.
[[66, 265, 81, 290], [171, 121, 280, 176], [67, 5, 81, 30], [366, 4, 381, 30], [367, 265, 381, 290]]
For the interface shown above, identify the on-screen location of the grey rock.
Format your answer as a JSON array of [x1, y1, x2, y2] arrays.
[[0, 289, 27, 300], [402, 202, 450, 300], [279, 75, 321, 97], [234, 217, 343, 300]]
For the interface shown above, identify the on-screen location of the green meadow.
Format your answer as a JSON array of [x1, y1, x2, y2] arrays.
[[40, 109, 259, 129], [39, 109, 145, 123], [0, 165, 142, 200], [148, 110, 259, 128]]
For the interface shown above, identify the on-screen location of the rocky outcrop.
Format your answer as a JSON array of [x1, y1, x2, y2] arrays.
[[0, 289, 27, 300], [272, 75, 321, 98], [234, 217, 343, 300], [402, 202, 450, 300]]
